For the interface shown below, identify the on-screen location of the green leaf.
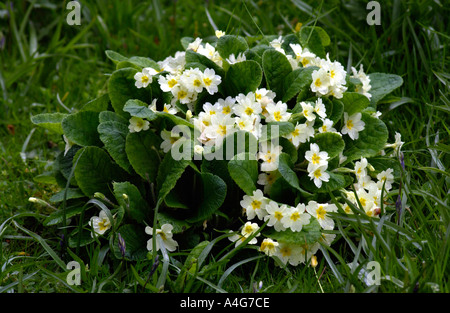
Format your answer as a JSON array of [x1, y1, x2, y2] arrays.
[[98, 121, 132, 173], [282, 66, 318, 103], [260, 122, 295, 142], [265, 217, 322, 245], [99, 111, 128, 124], [108, 68, 152, 118], [43, 204, 85, 226], [180, 37, 195, 50], [224, 60, 262, 96], [228, 152, 258, 195], [277, 153, 306, 193], [113, 182, 150, 222], [324, 97, 344, 124], [112, 224, 148, 261], [125, 130, 162, 182], [62, 111, 101, 147], [262, 49, 292, 98], [49, 188, 85, 203], [368, 73, 403, 106], [156, 153, 190, 201], [123, 99, 157, 120], [105, 50, 128, 64], [216, 35, 249, 59], [116, 56, 160, 71], [31, 113, 68, 135], [157, 211, 191, 234], [186, 173, 227, 223], [339, 92, 370, 116], [343, 113, 389, 162], [299, 26, 328, 58], [73, 146, 127, 198], [80, 94, 110, 112], [367, 156, 402, 179], [310, 132, 345, 159], [185, 50, 224, 77]]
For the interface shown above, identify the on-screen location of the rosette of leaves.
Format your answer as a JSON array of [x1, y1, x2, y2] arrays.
[[31, 27, 403, 262]]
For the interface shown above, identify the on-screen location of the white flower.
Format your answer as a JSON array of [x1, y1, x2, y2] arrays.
[[160, 129, 184, 153], [128, 116, 150, 133], [289, 43, 317, 67], [285, 121, 315, 147], [183, 68, 205, 93], [236, 114, 262, 138], [281, 203, 311, 232], [202, 101, 222, 116], [259, 238, 279, 256], [201, 68, 222, 95], [145, 224, 178, 252], [385, 132, 404, 155], [194, 144, 204, 156], [258, 141, 283, 172], [187, 37, 203, 52], [305, 143, 329, 168], [226, 52, 246, 64], [311, 68, 331, 96], [63, 135, 74, 156], [376, 168, 394, 191], [158, 73, 179, 92], [319, 118, 337, 133], [217, 96, 236, 115], [257, 171, 280, 194], [276, 243, 305, 266], [203, 113, 236, 146], [240, 189, 269, 220], [264, 201, 287, 232], [341, 112, 365, 140], [234, 92, 261, 118], [354, 157, 368, 179], [351, 64, 372, 100], [171, 85, 195, 104], [300, 101, 316, 122], [134, 67, 158, 88], [158, 51, 186, 75], [314, 98, 327, 119], [89, 211, 111, 238], [215, 30, 226, 38], [265, 101, 292, 123], [269, 36, 285, 53], [306, 201, 337, 230], [307, 164, 330, 188], [229, 222, 260, 248]]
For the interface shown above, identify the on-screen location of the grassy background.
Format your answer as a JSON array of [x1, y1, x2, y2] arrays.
[[0, 0, 448, 293]]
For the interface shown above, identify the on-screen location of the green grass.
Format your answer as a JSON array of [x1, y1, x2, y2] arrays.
[[0, 0, 448, 293]]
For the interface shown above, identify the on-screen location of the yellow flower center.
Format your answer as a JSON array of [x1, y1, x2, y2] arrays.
[[302, 59, 309, 67], [243, 225, 254, 234], [273, 111, 282, 121], [244, 107, 254, 115], [346, 119, 354, 129], [218, 125, 227, 136], [290, 212, 300, 221], [291, 128, 300, 137], [274, 211, 283, 221], [168, 79, 177, 88], [314, 78, 321, 87], [330, 70, 335, 78], [203, 77, 212, 86], [222, 106, 231, 114], [313, 168, 322, 179], [141, 75, 149, 84], [251, 200, 262, 210], [311, 153, 321, 164], [177, 90, 188, 99], [359, 197, 367, 207], [316, 206, 326, 220], [193, 79, 202, 87], [280, 246, 292, 257], [98, 220, 109, 232]]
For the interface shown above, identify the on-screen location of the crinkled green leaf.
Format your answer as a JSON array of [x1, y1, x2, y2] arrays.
[[224, 60, 262, 96], [228, 152, 258, 195], [217, 35, 249, 59], [112, 224, 148, 261], [62, 111, 101, 147], [282, 66, 318, 103], [31, 113, 68, 135], [343, 113, 389, 162], [49, 188, 85, 203], [368, 73, 403, 106], [299, 26, 328, 58], [260, 122, 295, 142], [310, 132, 345, 159], [186, 173, 227, 223], [156, 153, 190, 200], [265, 217, 322, 245], [123, 99, 157, 120], [80, 94, 110, 112], [73, 146, 127, 198], [339, 92, 370, 116], [99, 110, 128, 124], [125, 130, 162, 182], [113, 182, 150, 222], [262, 49, 292, 99], [108, 67, 153, 118], [98, 121, 132, 173]]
